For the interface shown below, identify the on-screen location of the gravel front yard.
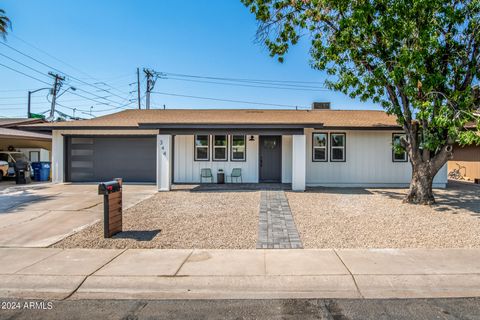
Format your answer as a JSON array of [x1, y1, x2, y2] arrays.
[[53, 190, 259, 249], [287, 181, 480, 248]]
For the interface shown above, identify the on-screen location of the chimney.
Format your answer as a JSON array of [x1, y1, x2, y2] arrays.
[[312, 102, 330, 110]]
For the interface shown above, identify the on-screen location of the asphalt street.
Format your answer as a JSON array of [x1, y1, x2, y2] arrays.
[[1, 298, 479, 320]]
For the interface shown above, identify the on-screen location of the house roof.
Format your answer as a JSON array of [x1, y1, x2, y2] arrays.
[[24, 109, 401, 130], [0, 118, 46, 128], [0, 127, 51, 140]]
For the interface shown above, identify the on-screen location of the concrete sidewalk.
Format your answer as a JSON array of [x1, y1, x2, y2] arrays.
[[1, 248, 480, 300]]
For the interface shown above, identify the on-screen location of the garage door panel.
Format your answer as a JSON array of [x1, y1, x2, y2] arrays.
[[66, 136, 156, 183]]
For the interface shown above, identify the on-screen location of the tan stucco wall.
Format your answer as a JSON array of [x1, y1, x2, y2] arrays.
[[448, 144, 480, 179]]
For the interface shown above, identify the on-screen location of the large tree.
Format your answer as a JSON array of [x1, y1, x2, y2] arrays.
[[242, 0, 480, 204], [0, 9, 11, 39]]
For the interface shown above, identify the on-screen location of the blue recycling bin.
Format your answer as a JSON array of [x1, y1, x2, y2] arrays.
[[32, 162, 50, 181], [31, 162, 41, 181]]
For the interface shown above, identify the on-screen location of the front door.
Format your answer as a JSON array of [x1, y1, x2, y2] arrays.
[[259, 135, 282, 182]]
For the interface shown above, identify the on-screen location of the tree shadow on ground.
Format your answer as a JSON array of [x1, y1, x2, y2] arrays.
[[113, 229, 161, 241], [305, 187, 374, 195], [373, 180, 480, 217], [434, 181, 480, 216], [0, 192, 55, 213]]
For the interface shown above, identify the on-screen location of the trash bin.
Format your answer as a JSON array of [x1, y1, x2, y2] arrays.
[[31, 162, 41, 180], [217, 170, 225, 184], [14, 159, 31, 184], [38, 162, 51, 181], [31, 162, 50, 181]]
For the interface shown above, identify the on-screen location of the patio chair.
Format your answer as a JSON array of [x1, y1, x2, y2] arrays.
[[200, 168, 213, 183], [228, 168, 243, 183]]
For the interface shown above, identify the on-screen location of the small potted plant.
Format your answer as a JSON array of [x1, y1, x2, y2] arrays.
[[217, 169, 225, 184]]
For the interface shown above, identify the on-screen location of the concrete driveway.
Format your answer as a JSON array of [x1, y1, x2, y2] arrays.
[[0, 183, 157, 247]]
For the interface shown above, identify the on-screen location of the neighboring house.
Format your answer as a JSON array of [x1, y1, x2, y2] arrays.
[[448, 143, 480, 181], [0, 118, 52, 161], [447, 120, 480, 181], [27, 106, 447, 191]]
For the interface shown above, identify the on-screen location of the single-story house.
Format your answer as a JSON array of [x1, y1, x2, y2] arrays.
[[27, 107, 447, 191]]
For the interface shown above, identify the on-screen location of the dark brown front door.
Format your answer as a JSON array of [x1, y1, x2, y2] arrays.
[[259, 135, 282, 182]]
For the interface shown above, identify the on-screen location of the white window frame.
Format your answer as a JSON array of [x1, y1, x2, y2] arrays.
[[213, 134, 228, 161], [312, 132, 328, 162], [330, 133, 346, 162], [194, 134, 210, 161], [392, 133, 408, 162], [230, 135, 246, 161]]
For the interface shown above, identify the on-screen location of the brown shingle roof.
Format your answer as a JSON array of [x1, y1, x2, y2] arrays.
[[0, 118, 46, 128], [25, 109, 401, 129]]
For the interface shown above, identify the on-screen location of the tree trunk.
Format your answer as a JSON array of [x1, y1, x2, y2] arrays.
[[404, 145, 452, 205], [404, 164, 435, 205]]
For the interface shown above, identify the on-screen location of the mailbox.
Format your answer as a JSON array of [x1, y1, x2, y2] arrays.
[[98, 181, 122, 195], [99, 178, 123, 238]]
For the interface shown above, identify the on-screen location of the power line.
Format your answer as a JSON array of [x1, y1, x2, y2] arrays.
[[163, 71, 326, 86], [10, 34, 131, 96], [0, 42, 130, 104], [11, 34, 95, 80], [53, 97, 136, 114], [0, 89, 35, 92], [0, 52, 53, 81], [151, 91, 305, 109], [0, 62, 52, 86], [0, 55, 133, 110], [163, 76, 330, 92], [0, 96, 27, 99]]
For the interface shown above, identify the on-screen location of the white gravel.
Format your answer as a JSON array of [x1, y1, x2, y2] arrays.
[[53, 190, 260, 249], [286, 181, 480, 248]]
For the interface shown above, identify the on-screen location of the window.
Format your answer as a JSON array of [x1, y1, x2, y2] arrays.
[[213, 135, 228, 161], [330, 133, 346, 162], [312, 133, 328, 161], [231, 135, 246, 161], [194, 135, 210, 161], [392, 133, 408, 162]]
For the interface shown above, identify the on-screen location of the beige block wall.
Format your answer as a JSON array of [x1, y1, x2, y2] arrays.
[[448, 161, 480, 180], [448, 144, 480, 179]]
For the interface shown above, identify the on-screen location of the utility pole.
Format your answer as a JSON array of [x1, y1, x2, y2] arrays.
[[27, 91, 31, 118], [137, 68, 141, 110], [143, 68, 157, 110], [48, 72, 65, 119]]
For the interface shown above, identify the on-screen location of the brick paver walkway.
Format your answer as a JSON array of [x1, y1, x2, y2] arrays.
[[257, 190, 303, 249]]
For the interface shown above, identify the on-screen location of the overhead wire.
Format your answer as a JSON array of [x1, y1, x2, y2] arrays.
[[151, 91, 307, 109], [0, 41, 131, 104]]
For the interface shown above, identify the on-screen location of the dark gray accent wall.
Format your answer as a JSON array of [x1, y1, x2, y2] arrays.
[[66, 136, 156, 182]]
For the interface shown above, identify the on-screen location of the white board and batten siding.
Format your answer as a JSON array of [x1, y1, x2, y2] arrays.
[[173, 135, 258, 183], [304, 129, 447, 188], [174, 135, 294, 184]]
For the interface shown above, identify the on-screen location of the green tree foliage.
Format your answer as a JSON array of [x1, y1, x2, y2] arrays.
[[242, 0, 480, 204], [0, 9, 11, 39]]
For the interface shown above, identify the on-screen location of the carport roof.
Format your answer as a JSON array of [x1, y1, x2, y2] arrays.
[[0, 127, 51, 140], [23, 109, 402, 130]]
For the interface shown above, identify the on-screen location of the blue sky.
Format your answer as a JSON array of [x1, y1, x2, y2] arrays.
[[0, 0, 381, 119]]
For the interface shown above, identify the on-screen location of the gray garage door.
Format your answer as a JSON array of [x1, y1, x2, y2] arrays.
[[66, 136, 156, 182]]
